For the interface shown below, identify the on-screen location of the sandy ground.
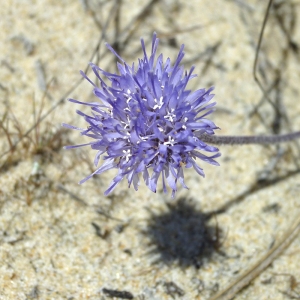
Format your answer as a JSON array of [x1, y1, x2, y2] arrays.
[[1, 0, 300, 299]]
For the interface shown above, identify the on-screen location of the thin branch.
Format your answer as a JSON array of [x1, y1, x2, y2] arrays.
[[253, 0, 279, 113], [210, 215, 300, 300]]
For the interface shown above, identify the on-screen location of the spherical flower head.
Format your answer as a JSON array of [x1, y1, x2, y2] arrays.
[[63, 33, 220, 197]]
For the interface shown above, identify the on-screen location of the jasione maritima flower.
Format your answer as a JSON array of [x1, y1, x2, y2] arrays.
[[63, 33, 220, 197]]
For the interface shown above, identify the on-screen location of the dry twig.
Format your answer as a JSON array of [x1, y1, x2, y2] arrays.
[[209, 215, 300, 300]]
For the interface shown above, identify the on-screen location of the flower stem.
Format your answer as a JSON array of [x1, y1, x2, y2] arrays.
[[199, 131, 300, 145]]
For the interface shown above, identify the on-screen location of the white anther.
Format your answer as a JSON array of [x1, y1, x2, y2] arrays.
[[123, 149, 132, 162], [164, 109, 176, 122], [153, 96, 164, 110], [163, 136, 175, 146]]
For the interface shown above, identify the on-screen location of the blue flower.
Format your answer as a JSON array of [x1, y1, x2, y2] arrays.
[[63, 33, 220, 197]]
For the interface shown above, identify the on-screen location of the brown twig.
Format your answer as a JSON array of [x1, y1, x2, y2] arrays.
[[209, 215, 300, 300]]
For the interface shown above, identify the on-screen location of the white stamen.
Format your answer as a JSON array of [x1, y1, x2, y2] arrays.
[[164, 109, 176, 122], [153, 96, 164, 110], [163, 136, 175, 146], [123, 149, 132, 162], [140, 136, 148, 140], [121, 129, 130, 141]]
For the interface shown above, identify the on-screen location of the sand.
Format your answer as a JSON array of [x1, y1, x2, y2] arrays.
[[1, 0, 300, 299]]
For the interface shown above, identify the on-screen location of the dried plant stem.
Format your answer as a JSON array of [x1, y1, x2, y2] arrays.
[[209, 215, 300, 300], [200, 131, 300, 145], [253, 0, 278, 113]]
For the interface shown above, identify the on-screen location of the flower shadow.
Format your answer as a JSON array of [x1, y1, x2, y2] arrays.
[[144, 198, 222, 268]]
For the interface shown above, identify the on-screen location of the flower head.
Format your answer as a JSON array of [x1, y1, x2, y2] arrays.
[[63, 33, 220, 197]]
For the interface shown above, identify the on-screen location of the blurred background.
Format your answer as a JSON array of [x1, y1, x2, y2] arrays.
[[1, 0, 300, 299]]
